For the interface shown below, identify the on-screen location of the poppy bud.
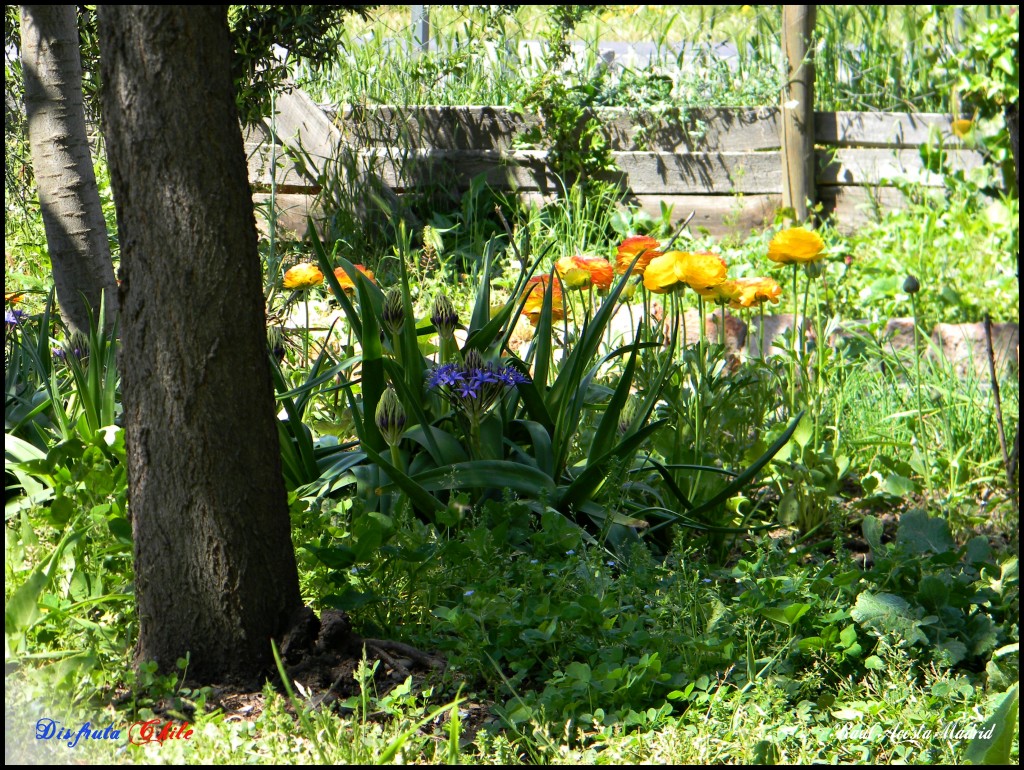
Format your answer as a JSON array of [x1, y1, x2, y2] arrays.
[[903, 275, 920, 294]]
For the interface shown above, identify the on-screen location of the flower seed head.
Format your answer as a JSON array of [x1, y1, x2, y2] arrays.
[[431, 293, 459, 340], [463, 348, 485, 373], [903, 275, 920, 295], [382, 287, 406, 335], [375, 385, 407, 447]]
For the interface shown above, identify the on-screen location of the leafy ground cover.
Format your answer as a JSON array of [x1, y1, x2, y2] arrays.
[[4, 4, 1019, 765]]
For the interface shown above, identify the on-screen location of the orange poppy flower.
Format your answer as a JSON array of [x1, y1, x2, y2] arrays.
[[615, 236, 663, 276], [727, 277, 783, 308], [555, 255, 614, 291], [766, 227, 825, 265], [521, 275, 565, 325], [643, 251, 728, 294], [283, 263, 324, 289], [333, 264, 376, 293]]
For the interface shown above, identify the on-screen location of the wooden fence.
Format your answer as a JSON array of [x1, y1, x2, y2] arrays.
[[247, 88, 986, 238]]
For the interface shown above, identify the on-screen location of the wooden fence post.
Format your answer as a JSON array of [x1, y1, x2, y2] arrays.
[[781, 5, 817, 222]]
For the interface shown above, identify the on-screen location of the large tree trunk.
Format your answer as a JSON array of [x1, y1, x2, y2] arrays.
[[97, 5, 304, 684], [20, 5, 117, 335]]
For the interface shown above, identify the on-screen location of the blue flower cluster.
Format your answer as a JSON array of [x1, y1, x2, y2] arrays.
[[427, 357, 529, 419], [5, 308, 27, 327]]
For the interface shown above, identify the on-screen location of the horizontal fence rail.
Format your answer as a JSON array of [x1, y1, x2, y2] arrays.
[[246, 88, 987, 238]]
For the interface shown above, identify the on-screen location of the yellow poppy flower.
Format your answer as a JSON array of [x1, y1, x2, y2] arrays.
[[555, 255, 614, 291], [615, 236, 663, 276], [728, 277, 783, 308], [696, 279, 743, 304], [767, 227, 825, 265], [283, 263, 324, 289], [643, 251, 728, 294], [333, 264, 376, 293], [951, 118, 973, 138]]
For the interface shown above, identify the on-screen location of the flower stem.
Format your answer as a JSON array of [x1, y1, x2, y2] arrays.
[[790, 265, 799, 415], [910, 293, 933, 493], [303, 290, 310, 370], [758, 303, 765, 362]]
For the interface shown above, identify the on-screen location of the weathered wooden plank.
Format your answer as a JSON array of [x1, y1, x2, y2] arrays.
[[314, 149, 784, 195], [618, 193, 782, 238], [817, 111, 964, 148], [269, 87, 340, 165], [246, 141, 320, 192], [252, 192, 319, 238], [326, 104, 969, 152], [248, 143, 985, 201], [818, 185, 910, 232], [261, 88, 406, 216], [819, 148, 984, 186], [328, 105, 783, 152]]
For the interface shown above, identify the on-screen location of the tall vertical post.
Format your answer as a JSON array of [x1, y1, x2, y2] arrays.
[[781, 5, 817, 222], [412, 5, 430, 56]]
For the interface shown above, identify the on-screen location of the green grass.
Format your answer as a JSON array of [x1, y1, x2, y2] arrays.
[[299, 5, 1012, 113]]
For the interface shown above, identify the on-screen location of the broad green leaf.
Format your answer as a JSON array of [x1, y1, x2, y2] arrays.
[[760, 602, 812, 627], [896, 508, 955, 555], [850, 591, 928, 646], [964, 682, 1018, 766], [792, 413, 812, 449], [862, 515, 884, 554], [509, 420, 554, 477]]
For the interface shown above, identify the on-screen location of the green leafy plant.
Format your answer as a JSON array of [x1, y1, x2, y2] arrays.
[[855, 510, 1018, 670]]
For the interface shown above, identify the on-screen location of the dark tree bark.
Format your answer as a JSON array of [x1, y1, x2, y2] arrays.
[[20, 5, 117, 335], [97, 5, 303, 684]]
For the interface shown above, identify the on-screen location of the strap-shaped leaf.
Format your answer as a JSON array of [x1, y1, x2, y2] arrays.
[[588, 341, 643, 461], [382, 357, 442, 459], [558, 419, 668, 511], [311, 218, 362, 340], [269, 353, 318, 483], [548, 254, 640, 407], [634, 506, 780, 533], [684, 411, 805, 520], [508, 420, 554, 477], [508, 373, 555, 434], [530, 269, 556, 397], [361, 443, 445, 518], [396, 460, 557, 496], [403, 424, 469, 467], [642, 457, 694, 512]]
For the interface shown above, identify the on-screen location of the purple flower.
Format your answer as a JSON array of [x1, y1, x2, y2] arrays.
[[426, 356, 531, 419], [5, 308, 27, 327], [499, 366, 529, 386], [427, 363, 463, 389]]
